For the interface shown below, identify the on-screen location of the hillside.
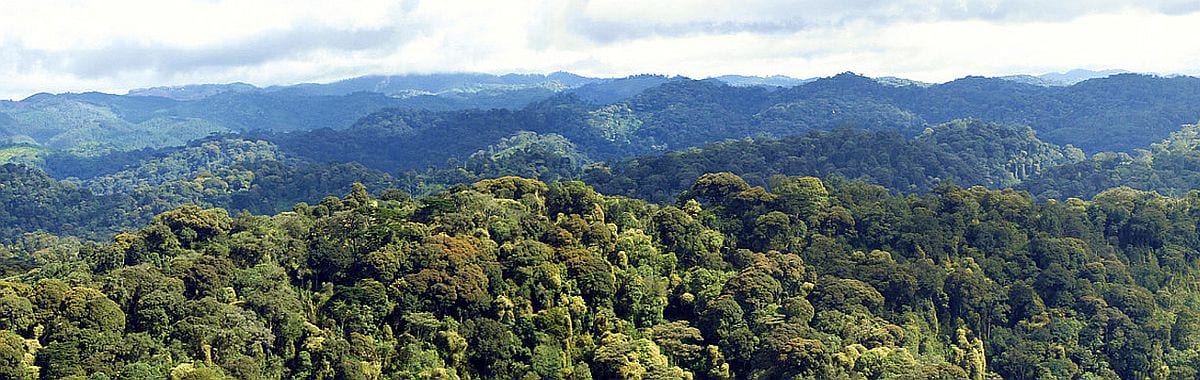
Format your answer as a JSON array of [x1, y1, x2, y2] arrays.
[[582, 120, 1081, 202], [0, 74, 596, 154], [1021, 123, 1200, 199], [4, 71, 1200, 380], [3, 174, 1200, 378], [8, 1, 1200, 378], [5, 72, 1199, 159], [300, 73, 1200, 176], [0, 138, 401, 241]]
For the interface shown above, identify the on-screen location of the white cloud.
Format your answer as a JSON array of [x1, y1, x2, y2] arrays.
[[1, 0, 400, 49], [0, 0, 1198, 99]]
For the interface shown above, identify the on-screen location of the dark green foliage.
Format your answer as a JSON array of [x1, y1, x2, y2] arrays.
[[0, 163, 136, 240], [40, 146, 164, 179], [252, 74, 1200, 188], [465, 132, 591, 183], [2, 173, 1198, 379], [9, 72, 1200, 221], [690, 172, 751, 204], [1022, 123, 1200, 200], [587, 120, 1080, 203], [6, 71, 1200, 380], [0, 138, 400, 242], [0, 330, 29, 380]]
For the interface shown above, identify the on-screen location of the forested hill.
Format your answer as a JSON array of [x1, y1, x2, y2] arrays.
[[8, 114, 1200, 246], [641, 72, 1200, 152], [11, 118, 1200, 244], [580, 119, 1080, 202], [630, 72, 1200, 153], [577, 119, 1200, 205], [7, 71, 1200, 379], [3, 175, 1200, 379], [0, 90, 544, 154], [273, 73, 1200, 174], [0, 138, 400, 241], [5, 72, 1198, 159], [1022, 123, 1200, 200], [0, 73, 673, 155]]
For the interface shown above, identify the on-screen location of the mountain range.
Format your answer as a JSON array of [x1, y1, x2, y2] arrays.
[[123, 69, 1131, 101], [7, 68, 1200, 380], [0, 69, 1197, 241], [0, 69, 1174, 158]]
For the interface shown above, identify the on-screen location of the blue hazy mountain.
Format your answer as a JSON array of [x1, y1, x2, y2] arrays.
[[3, 70, 1198, 157], [710, 74, 814, 87], [1039, 68, 1129, 85], [1000, 69, 1131, 86]]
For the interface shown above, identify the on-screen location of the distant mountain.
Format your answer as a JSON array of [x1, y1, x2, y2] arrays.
[[0, 77, 598, 154], [299, 71, 1200, 176], [8, 70, 1200, 243], [126, 82, 260, 100], [128, 72, 603, 101], [567, 74, 682, 104], [0, 92, 231, 153], [0, 72, 658, 154], [873, 76, 933, 87], [273, 72, 599, 97], [999, 69, 1131, 86], [583, 119, 1080, 202], [5, 70, 1200, 161], [1039, 68, 1129, 85], [0, 91, 400, 153], [997, 74, 1058, 86], [711, 75, 813, 88]]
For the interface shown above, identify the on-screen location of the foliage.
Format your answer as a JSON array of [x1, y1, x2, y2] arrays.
[[6, 70, 1200, 380], [0, 138, 400, 241], [0, 174, 1198, 379], [584, 120, 1080, 203], [1022, 123, 1200, 199]]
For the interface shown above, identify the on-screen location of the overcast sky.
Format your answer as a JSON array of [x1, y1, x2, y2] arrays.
[[1, 0, 1198, 100]]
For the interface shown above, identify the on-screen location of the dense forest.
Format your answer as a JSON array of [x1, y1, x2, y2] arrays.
[[581, 121, 1200, 205], [261, 73, 1200, 174], [4, 175, 1200, 379], [0, 139, 399, 241], [5, 72, 1200, 159], [582, 119, 1083, 203], [5, 71, 1200, 379]]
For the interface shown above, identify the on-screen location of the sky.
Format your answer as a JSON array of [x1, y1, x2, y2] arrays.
[[1, 0, 1199, 100]]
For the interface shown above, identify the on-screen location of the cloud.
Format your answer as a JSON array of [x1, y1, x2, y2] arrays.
[[37, 25, 407, 78], [550, 0, 1200, 44], [0, 0, 418, 97], [0, 0, 1199, 99]]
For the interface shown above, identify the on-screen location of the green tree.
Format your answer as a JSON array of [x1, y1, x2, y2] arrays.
[[0, 330, 29, 380]]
